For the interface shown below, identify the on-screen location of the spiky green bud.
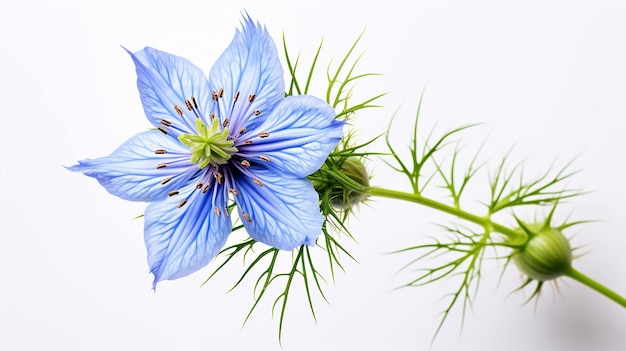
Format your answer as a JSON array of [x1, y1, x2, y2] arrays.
[[310, 156, 370, 212], [512, 223, 572, 281], [328, 157, 370, 210]]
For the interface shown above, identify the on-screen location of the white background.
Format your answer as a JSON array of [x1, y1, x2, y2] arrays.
[[1, 0, 625, 350]]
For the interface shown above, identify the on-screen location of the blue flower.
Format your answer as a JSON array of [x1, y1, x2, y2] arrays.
[[69, 16, 344, 288]]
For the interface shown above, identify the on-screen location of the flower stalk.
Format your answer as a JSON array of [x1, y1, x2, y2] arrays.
[[367, 187, 524, 241], [564, 267, 626, 308]]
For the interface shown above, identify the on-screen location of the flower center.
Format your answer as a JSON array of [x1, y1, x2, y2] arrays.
[[178, 118, 238, 168]]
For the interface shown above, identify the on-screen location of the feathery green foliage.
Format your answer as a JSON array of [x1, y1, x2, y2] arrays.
[[377, 92, 589, 339]]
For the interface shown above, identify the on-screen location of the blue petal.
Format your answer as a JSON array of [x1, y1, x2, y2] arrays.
[[233, 167, 323, 250], [127, 47, 212, 137], [144, 181, 231, 288], [208, 15, 284, 135], [68, 130, 197, 202], [237, 95, 344, 178]]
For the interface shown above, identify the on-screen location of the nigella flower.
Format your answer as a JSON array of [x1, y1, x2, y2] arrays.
[[69, 16, 344, 288]]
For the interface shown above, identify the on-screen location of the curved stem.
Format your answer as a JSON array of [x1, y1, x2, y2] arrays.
[[367, 187, 523, 241], [565, 267, 626, 308]]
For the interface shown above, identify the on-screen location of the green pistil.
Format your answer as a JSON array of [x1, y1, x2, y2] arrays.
[[178, 118, 237, 169]]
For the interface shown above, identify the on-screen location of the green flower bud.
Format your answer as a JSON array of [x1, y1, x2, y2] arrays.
[[309, 156, 370, 212], [512, 224, 572, 281], [329, 157, 370, 210]]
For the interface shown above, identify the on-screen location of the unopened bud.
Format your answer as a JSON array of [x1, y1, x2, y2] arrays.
[[513, 224, 572, 281], [329, 157, 370, 210]]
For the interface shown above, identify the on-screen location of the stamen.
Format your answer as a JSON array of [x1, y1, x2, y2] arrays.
[[196, 183, 203, 189], [242, 212, 252, 222], [218, 88, 224, 98], [210, 113, 215, 119], [161, 177, 172, 185], [253, 110, 261, 116], [156, 163, 167, 169], [253, 178, 263, 186], [157, 126, 168, 134], [260, 155, 270, 162], [234, 91, 240, 102], [154, 149, 167, 154], [160, 120, 172, 126], [229, 189, 239, 195], [244, 140, 253, 145], [174, 105, 183, 116], [202, 184, 211, 194], [168, 190, 179, 197], [177, 199, 187, 208], [191, 96, 198, 109], [185, 99, 193, 110], [248, 93, 256, 103], [239, 127, 246, 135], [224, 206, 229, 217], [259, 132, 269, 138], [214, 172, 223, 184], [214, 207, 221, 217], [241, 160, 250, 168], [222, 118, 229, 128], [212, 91, 218, 102]]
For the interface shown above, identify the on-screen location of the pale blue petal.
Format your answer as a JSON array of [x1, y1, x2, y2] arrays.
[[236, 95, 344, 178], [68, 130, 197, 202], [144, 181, 231, 288], [233, 167, 323, 250], [208, 15, 284, 135], [128, 47, 212, 137]]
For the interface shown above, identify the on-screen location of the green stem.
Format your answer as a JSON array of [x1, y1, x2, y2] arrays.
[[565, 267, 626, 308], [367, 187, 523, 241]]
